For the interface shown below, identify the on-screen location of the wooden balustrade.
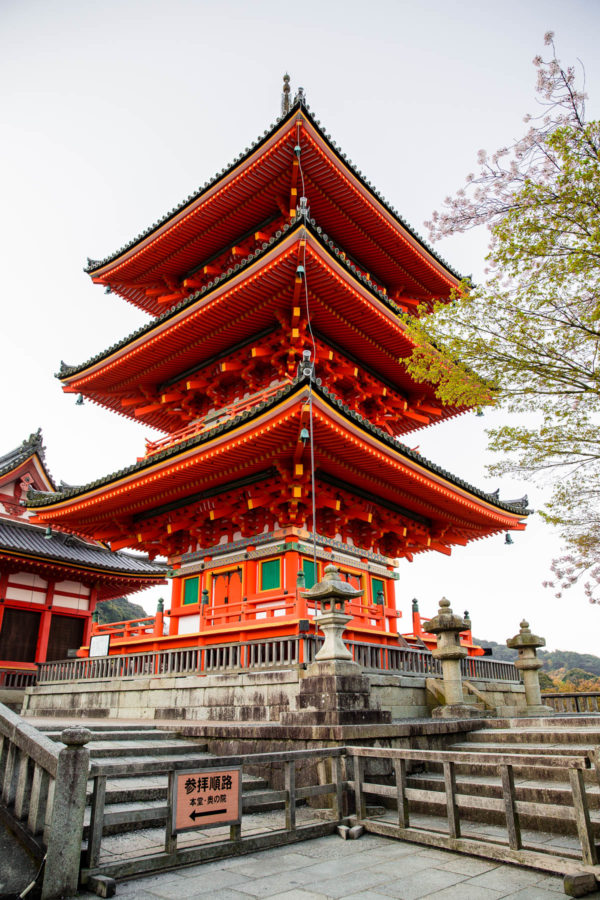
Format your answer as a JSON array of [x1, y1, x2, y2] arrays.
[[37, 635, 521, 684], [0, 665, 38, 689]]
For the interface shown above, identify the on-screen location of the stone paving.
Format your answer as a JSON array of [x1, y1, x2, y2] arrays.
[[80, 833, 600, 899]]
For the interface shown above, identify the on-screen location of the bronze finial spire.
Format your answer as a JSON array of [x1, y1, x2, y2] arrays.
[[281, 73, 291, 116]]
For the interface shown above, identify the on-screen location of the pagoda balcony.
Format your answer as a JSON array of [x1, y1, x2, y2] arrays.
[[142, 380, 291, 459]]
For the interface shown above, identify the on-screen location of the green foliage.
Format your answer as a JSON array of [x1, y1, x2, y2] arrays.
[[96, 596, 148, 624], [404, 36, 600, 601], [538, 671, 555, 690]]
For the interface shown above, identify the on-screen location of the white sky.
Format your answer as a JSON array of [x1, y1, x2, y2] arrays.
[[1, 0, 599, 652]]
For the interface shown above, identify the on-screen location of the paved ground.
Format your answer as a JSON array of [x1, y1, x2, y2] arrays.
[[80, 833, 600, 899]]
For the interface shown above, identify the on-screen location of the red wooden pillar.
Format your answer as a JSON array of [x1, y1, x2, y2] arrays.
[[35, 580, 55, 664], [384, 574, 398, 635], [0, 571, 8, 635], [83, 584, 98, 646], [169, 577, 183, 635]]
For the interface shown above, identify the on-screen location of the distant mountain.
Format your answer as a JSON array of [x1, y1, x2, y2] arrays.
[[476, 638, 600, 678], [96, 596, 149, 624]]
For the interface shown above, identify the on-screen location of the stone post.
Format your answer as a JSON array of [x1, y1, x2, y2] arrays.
[[428, 598, 480, 718], [507, 620, 553, 716], [42, 726, 91, 900]]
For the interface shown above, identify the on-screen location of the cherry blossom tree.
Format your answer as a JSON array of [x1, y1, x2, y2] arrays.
[[404, 34, 600, 602]]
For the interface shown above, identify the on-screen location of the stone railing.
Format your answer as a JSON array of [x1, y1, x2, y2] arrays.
[[542, 691, 600, 714], [37, 635, 521, 685], [0, 702, 91, 899]]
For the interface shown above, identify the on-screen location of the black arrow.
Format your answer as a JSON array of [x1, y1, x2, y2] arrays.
[[189, 808, 226, 820]]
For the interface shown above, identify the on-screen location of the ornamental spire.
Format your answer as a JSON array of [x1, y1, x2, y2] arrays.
[[281, 73, 291, 116]]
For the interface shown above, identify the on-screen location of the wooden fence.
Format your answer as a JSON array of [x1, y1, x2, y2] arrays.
[[348, 745, 600, 875], [83, 746, 344, 883]]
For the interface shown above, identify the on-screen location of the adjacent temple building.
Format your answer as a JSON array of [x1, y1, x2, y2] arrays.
[[27, 81, 527, 660], [0, 430, 165, 688]]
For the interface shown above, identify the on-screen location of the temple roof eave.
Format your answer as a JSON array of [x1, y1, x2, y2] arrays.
[[83, 101, 461, 289], [59, 218, 415, 385], [27, 377, 530, 526], [0, 518, 167, 579]]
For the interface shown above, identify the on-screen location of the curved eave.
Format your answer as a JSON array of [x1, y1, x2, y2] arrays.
[[29, 382, 527, 534], [85, 104, 460, 305], [60, 223, 469, 433], [0, 547, 166, 583]]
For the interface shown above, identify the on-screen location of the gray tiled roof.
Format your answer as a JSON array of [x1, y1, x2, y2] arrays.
[[0, 518, 166, 576], [27, 375, 530, 518], [84, 100, 460, 281]]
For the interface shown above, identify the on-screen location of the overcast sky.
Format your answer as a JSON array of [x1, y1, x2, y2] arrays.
[[2, 0, 599, 652]]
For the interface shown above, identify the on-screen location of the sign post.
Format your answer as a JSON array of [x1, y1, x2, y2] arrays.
[[170, 766, 242, 838]]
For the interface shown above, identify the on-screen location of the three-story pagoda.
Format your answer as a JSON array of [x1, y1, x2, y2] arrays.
[[28, 81, 527, 656]]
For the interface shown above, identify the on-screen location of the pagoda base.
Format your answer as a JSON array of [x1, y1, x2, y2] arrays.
[[281, 659, 391, 726]]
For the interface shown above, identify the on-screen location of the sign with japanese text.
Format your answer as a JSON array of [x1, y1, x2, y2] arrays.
[[172, 766, 242, 833]]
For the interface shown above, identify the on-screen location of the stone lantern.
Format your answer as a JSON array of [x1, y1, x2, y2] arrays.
[[280, 563, 391, 725], [507, 620, 553, 716], [427, 597, 480, 718], [303, 563, 362, 664]]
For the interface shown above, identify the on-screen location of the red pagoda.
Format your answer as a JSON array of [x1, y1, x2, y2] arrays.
[[0, 430, 165, 687], [28, 80, 527, 659]]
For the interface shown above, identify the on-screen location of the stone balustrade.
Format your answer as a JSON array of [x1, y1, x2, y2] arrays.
[[0, 702, 91, 899]]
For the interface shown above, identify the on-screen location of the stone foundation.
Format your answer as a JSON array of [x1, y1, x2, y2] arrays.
[[22, 668, 526, 721]]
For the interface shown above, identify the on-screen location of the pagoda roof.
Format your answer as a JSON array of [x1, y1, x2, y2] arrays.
[[84, 100, 461, 314], [0, 518, 166, 585], [0, 429, 55, 490], [59, 219, 467, 434], [28, 376, 529, 543]]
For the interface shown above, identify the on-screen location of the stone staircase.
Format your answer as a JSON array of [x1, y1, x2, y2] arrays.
[[37, 722, 269, 838], [406, 716, 600, 839]]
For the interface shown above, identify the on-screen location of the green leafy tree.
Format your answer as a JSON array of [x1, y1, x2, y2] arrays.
[[405, 34, 600, 601]]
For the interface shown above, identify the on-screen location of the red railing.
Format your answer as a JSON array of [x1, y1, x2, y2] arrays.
[[143, 381, 291, 458]]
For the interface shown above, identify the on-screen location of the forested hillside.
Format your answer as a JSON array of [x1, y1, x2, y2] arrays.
[[477, 638, 600, 691], [95, 596, 148, 624]]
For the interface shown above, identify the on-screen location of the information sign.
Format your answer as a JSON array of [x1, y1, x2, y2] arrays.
[[172, 766, 242, 833], [89, 634, 110, 658]]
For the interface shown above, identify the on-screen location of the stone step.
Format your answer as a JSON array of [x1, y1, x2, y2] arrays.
[[408, 771, 600, 810], [462, 728, 600, 746], [34, 722, 160, 732], [491, 715, 600, 729], [44, 729, 178, 743], [83, 739, 209, 758], [448, 758, 598, 784], [449, 740, 595, 758], [89, 752, 216, 775]]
